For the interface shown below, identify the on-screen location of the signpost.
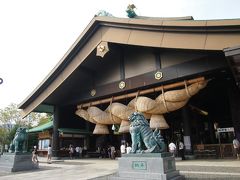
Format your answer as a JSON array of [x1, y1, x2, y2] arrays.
[[217, 127, 234, 133], [217, 127, 234, 158]]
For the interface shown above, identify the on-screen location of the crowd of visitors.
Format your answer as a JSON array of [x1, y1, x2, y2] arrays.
[[30, 135, 240, 164], [94, 142, 132, 159]]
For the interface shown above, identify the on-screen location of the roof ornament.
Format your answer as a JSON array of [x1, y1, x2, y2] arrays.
[[96, 41, 109, 58], [126, 4, 137, 18], [95, 10, 113, 17]]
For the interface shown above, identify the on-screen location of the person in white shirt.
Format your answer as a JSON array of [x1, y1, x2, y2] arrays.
[[47, 145, 52, 164], [178, 141, 185, 160], [168, 141, 176, 157], [120, 142, 126, 156], [233, 137, 240, 159], [69, 145, 74, 159], [126, 143, 132, 154], [75, 146, 80, 158]]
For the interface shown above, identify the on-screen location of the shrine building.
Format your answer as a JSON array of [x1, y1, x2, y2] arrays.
[[20, 14, 240, 158]]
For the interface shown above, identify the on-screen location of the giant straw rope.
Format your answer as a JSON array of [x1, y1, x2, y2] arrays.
[[75, 80, 207, 134]]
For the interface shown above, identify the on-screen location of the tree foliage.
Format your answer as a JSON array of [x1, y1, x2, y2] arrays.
[[0, 103, 22, 125], [0, 103, 50, 148], [38, 113, 52, 126], [0, 128, 8, 145]]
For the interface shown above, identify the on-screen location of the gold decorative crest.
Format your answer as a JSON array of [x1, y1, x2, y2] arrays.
[[119, 81, 126, 89], [90, 89, 96, 96], [96, 41, 109, 58], [155, 71, 163, 80]]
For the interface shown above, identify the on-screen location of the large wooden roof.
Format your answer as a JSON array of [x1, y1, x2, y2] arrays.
[[19, 15, 240, 118]]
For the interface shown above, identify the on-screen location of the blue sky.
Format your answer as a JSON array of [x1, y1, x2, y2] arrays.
[[0, 0, 240, 109]]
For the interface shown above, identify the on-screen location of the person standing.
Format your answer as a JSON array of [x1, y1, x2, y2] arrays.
[[69, 144, 74, 159], [120, 142, 126, 156], [126, 143, 132, 154], [178, 140, 185, 160], [233, 136, 240, 159], [75, 146, 80, 158], [107, 145, 111, 159], [110, 145, 116, 159], [32, 146, 39, 163], [47, 145, 52, 164], [168, 141, 177, 157], [79, 146, 83, 158]]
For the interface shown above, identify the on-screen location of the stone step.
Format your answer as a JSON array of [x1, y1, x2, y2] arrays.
[[176, 165, 240, 180], [181, 171, 240, 180], [177, 165, 240, 173]]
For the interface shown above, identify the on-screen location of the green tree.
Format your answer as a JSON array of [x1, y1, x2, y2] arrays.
[[0, 128, 8, 145], [0, 103, 49, 127], [0, 103, 22, 125], [0, 103, 49, 150], [37, 113, 52, 126]]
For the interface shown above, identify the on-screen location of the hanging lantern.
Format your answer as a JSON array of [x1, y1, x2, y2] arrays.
[[93, 124, 109, 134], [118, 120, 130, 133], [150, 114, 169, 129]]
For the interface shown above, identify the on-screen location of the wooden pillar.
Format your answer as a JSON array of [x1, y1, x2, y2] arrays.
[[52, 106, 60, 158], [228, 81, 240, 140], [182, 106, 193, 154]]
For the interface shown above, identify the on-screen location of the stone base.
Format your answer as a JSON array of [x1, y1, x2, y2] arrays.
[[111, 152, 184, 180], [0, 153, 39, 172]]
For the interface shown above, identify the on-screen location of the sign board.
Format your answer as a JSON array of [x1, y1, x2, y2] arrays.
[[38, 131, 51, 139], [217, 127, 234, 133], [132, 161, 147, 170]]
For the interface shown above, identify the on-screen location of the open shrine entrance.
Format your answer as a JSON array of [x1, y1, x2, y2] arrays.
[[77, 73, 236, 159]]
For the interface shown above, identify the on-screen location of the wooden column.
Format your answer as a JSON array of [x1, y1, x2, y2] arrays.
[[228, 80, 240, 140], [182, 105, 193, 154], [52, 106, 60, 158]]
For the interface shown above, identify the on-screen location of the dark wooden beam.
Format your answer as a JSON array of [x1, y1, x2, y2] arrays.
[[66, 55, 227, 106], [78, 77, 205, 108]]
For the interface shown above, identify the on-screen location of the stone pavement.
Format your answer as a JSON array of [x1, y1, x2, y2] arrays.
[[176, 159, 240, 179], [0, 157, 118, 180], [0, 157, 239, 180]]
